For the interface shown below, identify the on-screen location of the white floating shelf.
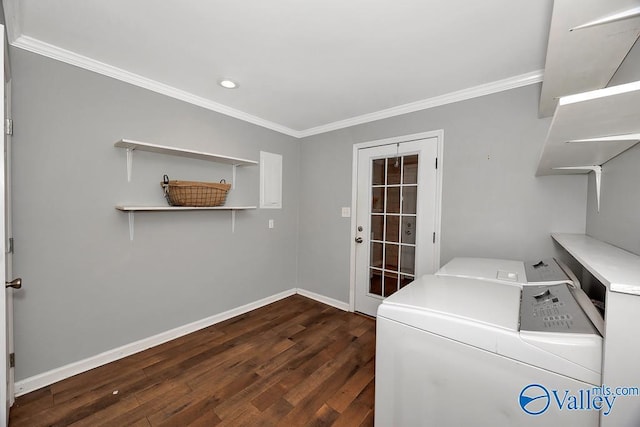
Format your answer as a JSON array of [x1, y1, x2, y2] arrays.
[[116, 205, 257, 240], [539, 1, 640, 117], [115, 205, 257, 211], [114, 139, 258, 166], [536, 80, 640, 177], [552, 233, 640, 296]]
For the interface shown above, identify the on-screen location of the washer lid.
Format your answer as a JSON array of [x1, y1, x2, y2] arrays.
[[378, 274, 602, 384], [379, 275, 521, 330], [436, 257, 526, 285]]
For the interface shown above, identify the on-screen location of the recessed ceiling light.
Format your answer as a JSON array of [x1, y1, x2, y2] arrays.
[[218, 79, 238, 89]]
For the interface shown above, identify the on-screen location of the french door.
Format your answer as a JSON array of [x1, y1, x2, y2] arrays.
[[1, 23, 17, 426], [353, 136, 440, 316]]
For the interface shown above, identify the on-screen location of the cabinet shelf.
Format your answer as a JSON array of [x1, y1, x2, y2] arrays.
[[552, 233, 640, 295]]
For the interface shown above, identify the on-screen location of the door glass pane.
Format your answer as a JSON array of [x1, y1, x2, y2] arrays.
[[372, 187, 385, 213], [400, 246, 415, 275], [402, 186, 417, 214], [366, 151, 421, 302], [385, 215, 400, 243], [369, 269, 383, 296], [371, 215, 384, 241], [400, 274, 414, 289], [383, 272, 399, 297], [372, 159, 385, 185], [371, 242, 383, 268], [387, 157, 402, 185], [403, 155, 418, 184], [385, 243, 399, 271], [401, 216, 416, 244], [386, 187, 400, 214]]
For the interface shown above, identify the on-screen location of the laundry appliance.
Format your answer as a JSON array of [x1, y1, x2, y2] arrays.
[[436, 257, 605, 336], [435, 257, 576, 286], [375, 274, 603, 426]]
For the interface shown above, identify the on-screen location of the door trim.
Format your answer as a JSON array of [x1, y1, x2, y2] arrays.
[[348, 130, 444, 312]]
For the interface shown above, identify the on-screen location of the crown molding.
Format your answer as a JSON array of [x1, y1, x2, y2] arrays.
[[297, 70, 544, 137], [10, 35, 303, 138], [10, 34, 543, 139]]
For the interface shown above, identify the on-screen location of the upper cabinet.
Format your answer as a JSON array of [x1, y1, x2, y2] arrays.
[[539, 0, 640, 117]]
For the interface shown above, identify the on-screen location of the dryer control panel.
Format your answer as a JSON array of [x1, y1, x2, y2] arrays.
[[524, 258, 570, 284], [520, 283, 599, 335]]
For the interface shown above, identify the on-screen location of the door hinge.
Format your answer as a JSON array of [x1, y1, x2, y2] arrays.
[[5, 118, 13, 136], [435, 157, 438, 169], [8, 237, 13, 254], [433, 232, 436, 243], [9, 353, 15, 368]]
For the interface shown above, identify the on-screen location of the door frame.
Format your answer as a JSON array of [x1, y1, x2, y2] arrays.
[[348, 130, 444, 312]]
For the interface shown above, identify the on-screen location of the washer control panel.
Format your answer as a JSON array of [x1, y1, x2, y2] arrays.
[[520, 283, 599, 335]]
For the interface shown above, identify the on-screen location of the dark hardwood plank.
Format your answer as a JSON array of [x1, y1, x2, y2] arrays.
[[9, 295, 376, 426]]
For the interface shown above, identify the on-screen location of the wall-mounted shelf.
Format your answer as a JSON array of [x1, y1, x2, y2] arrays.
[[114, 139, 258, 183], [552, 233, 640, 295], [115, 206, 257, 212], [115, 206, 257, 241], [114, 139, 258, 239], [536, 81, 640, 210], [539, 1, 640, 117], [537, 81, 640, 176]]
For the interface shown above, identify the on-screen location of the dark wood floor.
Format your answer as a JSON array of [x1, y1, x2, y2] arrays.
[[9, 295, 376, 426]]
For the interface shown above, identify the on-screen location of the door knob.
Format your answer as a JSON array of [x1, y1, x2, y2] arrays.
[[6, 278, 21, 289], [355, 237, 364, 244]]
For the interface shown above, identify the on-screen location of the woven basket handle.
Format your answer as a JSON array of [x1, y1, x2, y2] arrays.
[[161, 174, 171, 203]]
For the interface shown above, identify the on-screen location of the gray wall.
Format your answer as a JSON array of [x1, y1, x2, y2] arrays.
[[586, 143, 640, 256], [297, 84, 588, 303], [11, 48, 300, 380], [585, 42, 640, 256]]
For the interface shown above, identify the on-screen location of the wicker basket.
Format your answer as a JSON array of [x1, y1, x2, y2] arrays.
[[161, 175, 231, 207]]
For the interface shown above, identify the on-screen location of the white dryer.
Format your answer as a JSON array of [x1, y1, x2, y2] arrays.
[[436, 257, 576, 286], [375, 275, 603, 426]]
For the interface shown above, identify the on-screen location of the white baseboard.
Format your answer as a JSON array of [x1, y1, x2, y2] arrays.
[[14, 288, 297, 397], [295, 288, 350, 311]]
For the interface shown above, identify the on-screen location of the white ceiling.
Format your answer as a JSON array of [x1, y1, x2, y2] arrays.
[[3, 0, 554, 137]]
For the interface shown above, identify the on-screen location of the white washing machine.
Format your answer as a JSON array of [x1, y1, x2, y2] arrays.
[[375, 274, 603, 426], [436, 257, 605, 336]]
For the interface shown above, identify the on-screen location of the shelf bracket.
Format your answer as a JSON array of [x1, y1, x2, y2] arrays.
[[128, 211, 135, 240], [553, 165, 602, 212], [126, 148, 134, 182], [232, 164, 237, 190], [231, 210, 236, 233]]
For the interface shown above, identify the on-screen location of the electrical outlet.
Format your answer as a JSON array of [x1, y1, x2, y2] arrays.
[[341, 207, 351, 218]]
